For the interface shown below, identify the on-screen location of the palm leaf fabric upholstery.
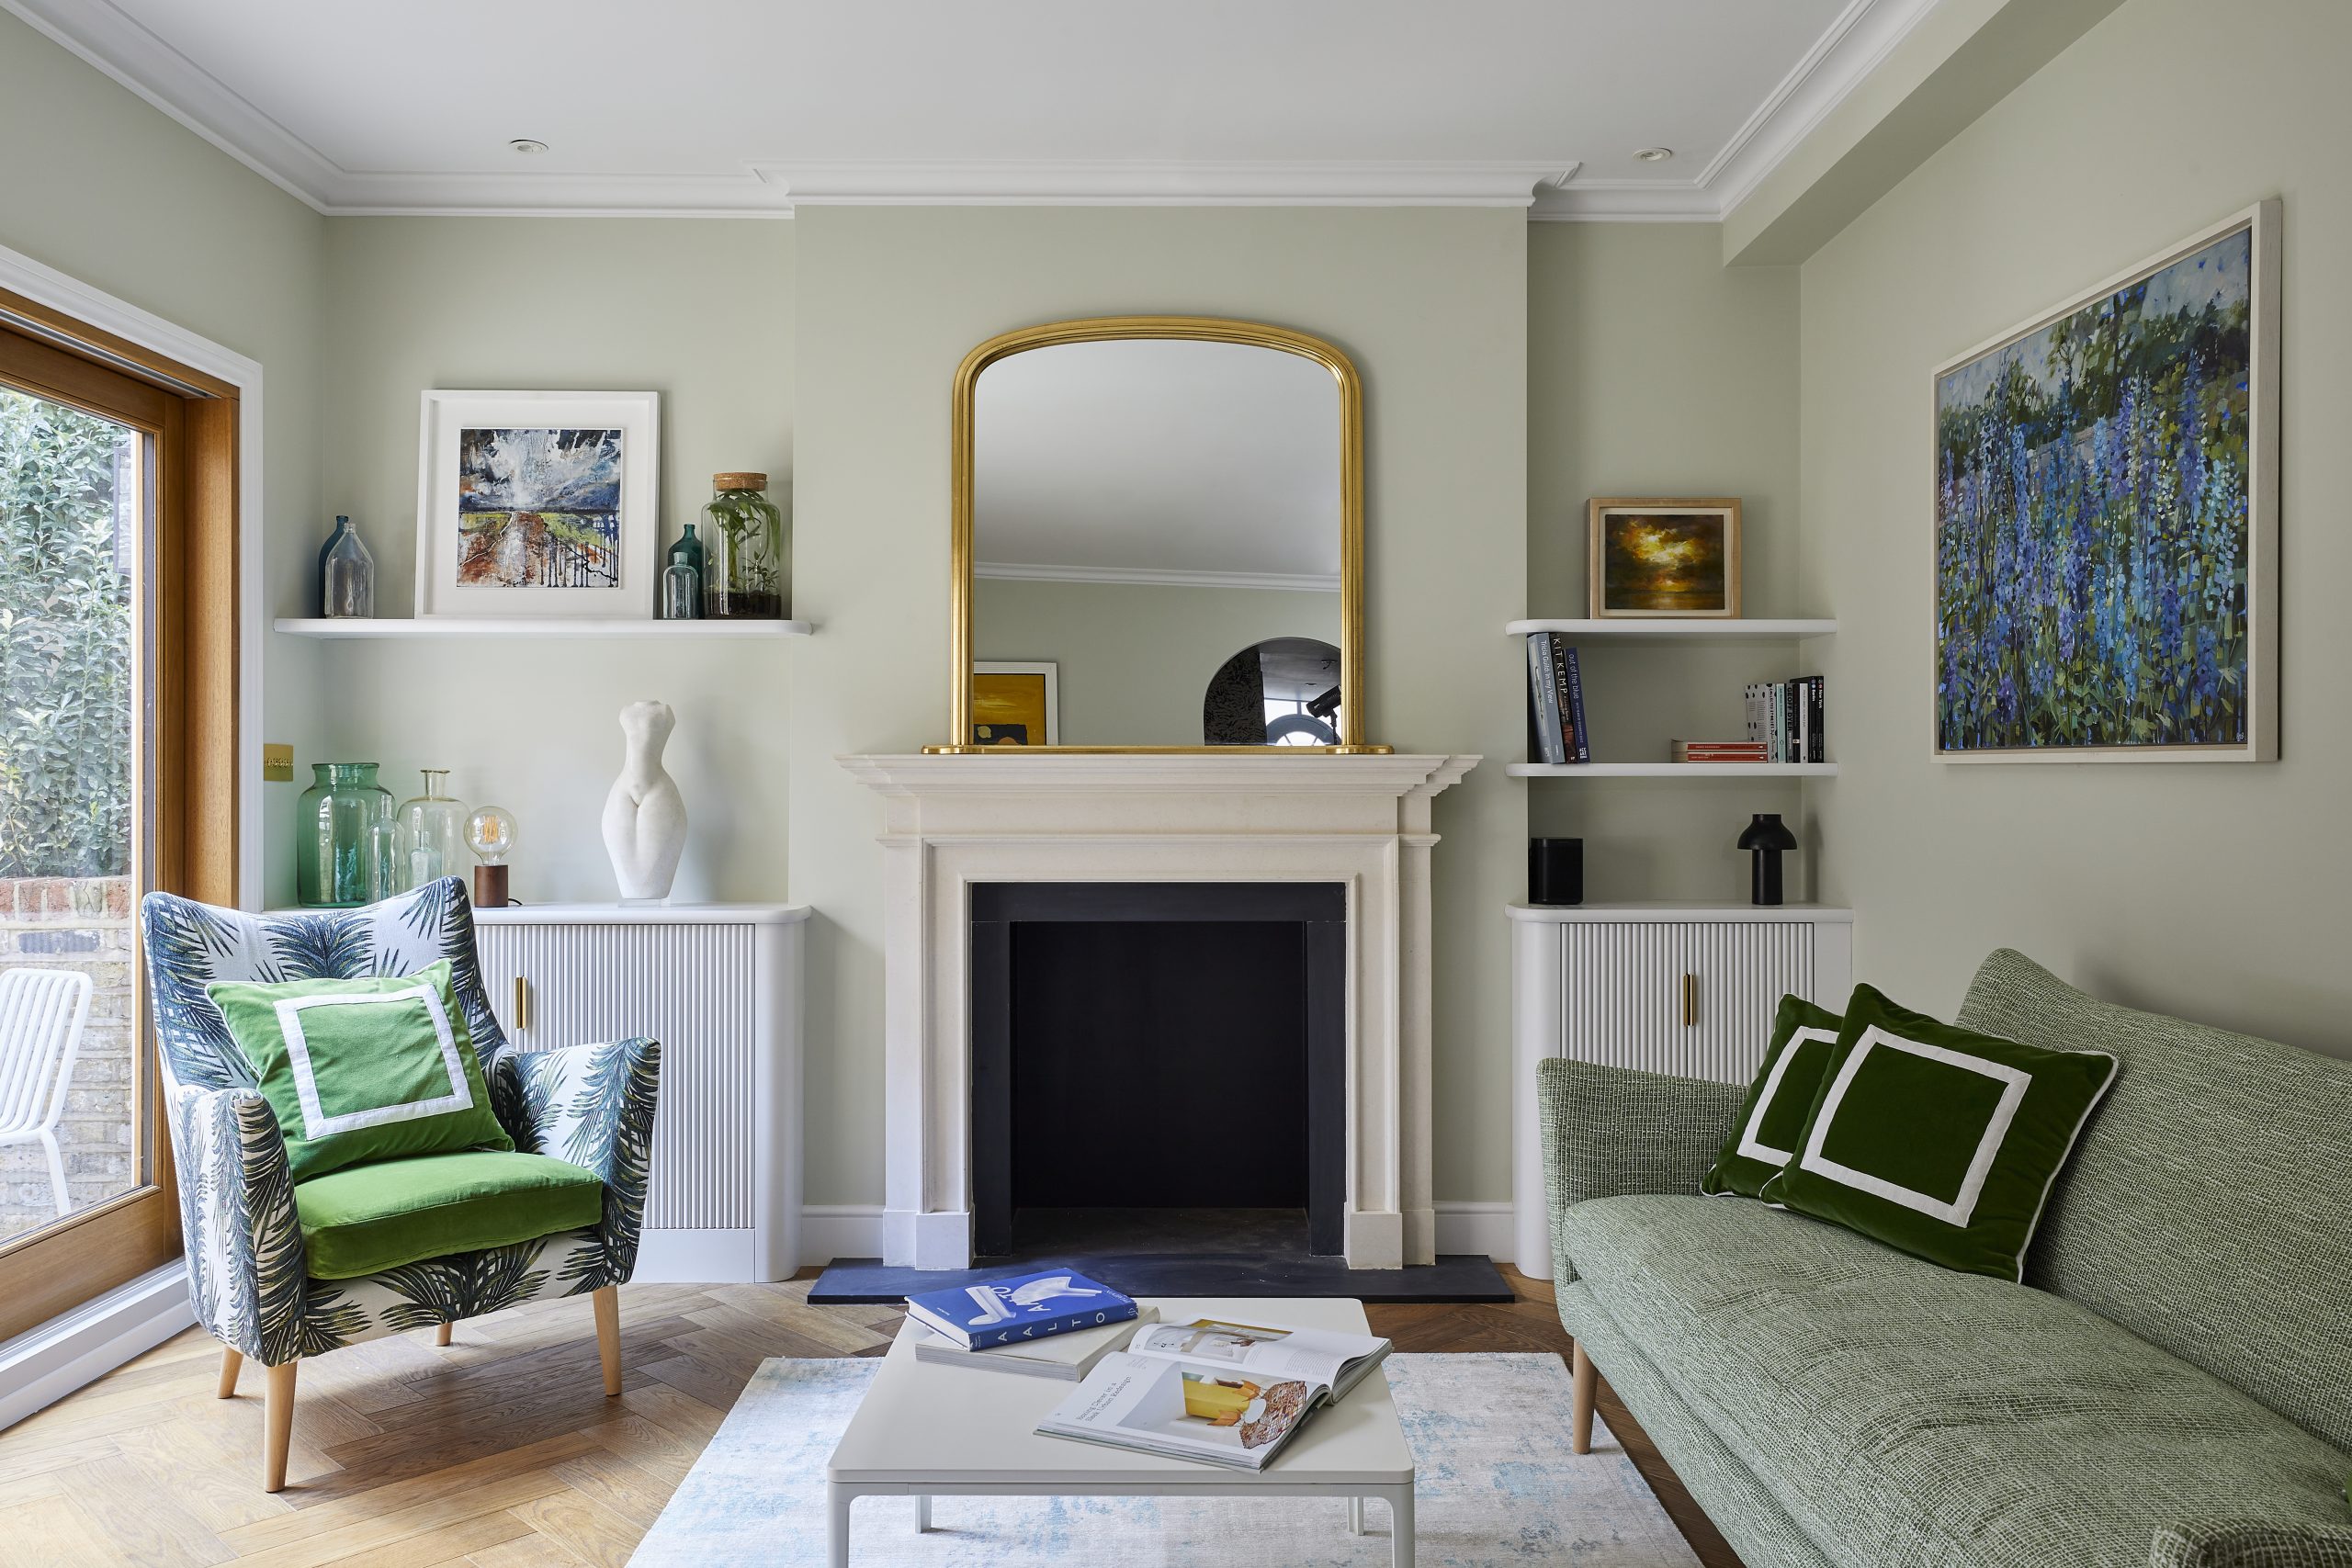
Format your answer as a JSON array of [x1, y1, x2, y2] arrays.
[[141, 878, 661, 1365]]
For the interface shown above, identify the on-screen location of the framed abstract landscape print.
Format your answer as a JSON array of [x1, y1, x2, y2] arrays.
[[1933, 202, 2278, 762], [415, 389, 660, 619], [1589, 498, 1742, 618]]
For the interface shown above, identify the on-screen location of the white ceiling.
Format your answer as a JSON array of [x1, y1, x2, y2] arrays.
[[4, 0, 1944, 217], [974, 339, 1340, 588]]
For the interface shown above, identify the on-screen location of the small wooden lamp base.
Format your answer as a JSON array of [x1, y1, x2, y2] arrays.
[[472, 864, 510, 908]]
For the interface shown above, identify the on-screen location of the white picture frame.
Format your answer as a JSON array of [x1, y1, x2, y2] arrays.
[[415, 389, 660, 619], [1929, 201, 2279, 763]]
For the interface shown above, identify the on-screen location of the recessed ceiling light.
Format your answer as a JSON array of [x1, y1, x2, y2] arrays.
[[1633, 147, 1675, 164], [509, 139, 549, 155]]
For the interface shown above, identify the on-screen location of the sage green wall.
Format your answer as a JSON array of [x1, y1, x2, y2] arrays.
[[791, 206, 1527, 1207], [972, 577, 1342, 746], [1800, 0, 2352, 1051], [0, 10, 325, 907], [311, 218, 796, 903], [1526, 224, 1812, 902]]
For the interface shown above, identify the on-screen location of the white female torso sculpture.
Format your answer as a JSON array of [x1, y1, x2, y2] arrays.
[[602, 701, 687, 902]]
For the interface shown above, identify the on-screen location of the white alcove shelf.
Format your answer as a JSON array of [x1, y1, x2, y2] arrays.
[[275, 617, 815, 639], [1505, 617, 1836, 642], [1507, 761, 1838, 780]]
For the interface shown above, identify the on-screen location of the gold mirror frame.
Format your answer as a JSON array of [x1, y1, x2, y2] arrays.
[[935, 315, 1385, 754]]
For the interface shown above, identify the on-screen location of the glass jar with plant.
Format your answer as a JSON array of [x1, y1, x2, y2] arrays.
[[700, 471, 786, 619]]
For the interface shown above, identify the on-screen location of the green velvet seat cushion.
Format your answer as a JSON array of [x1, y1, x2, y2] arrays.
[[1702, 993, 1844, 1200], [1759, 982, 2117, 1281], [294, 1150, 605, 1280], [207, 959, 513, 1182], [1559, 1193, 2352, 1568]]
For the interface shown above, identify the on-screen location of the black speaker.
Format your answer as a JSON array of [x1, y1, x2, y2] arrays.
[[1529, 838, 1583, 907]]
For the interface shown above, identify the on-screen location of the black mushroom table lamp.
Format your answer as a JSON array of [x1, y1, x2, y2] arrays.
[[1737, 812, 1798, 907]]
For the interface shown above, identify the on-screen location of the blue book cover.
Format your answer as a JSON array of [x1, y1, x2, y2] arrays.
[[903, 1269, 1138, 1350], [1563, 646, 1590, 763]]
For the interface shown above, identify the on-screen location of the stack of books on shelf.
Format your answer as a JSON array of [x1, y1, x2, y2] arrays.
[[1523, 630, 1590, 765], [1672, 739, 1768, 764], [1744, 676, 1827, 763]]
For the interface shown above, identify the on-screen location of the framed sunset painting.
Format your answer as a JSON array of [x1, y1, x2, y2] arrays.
[[1589, 499, 1741, 618], [1933, 201, 2279, 762]]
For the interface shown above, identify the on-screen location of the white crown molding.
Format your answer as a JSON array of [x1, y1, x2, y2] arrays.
[[6, 0, 1933, 223], [973, 560, 1341, 593]]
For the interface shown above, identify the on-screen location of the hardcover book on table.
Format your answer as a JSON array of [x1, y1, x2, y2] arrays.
[[902, 1269, 1137, 1350]]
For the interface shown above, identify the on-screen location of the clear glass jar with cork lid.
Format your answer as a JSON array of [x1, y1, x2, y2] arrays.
[[700, 471, 786, 619]]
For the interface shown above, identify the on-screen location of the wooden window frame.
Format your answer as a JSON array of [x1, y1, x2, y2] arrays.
[[0, 290, 239, 1343]]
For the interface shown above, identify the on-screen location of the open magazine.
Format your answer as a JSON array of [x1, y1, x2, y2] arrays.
[[1035, 1316, 1391, 1471]]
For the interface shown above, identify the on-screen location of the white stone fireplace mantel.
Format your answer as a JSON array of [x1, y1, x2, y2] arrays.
[[841, 752, 1478, 1271]]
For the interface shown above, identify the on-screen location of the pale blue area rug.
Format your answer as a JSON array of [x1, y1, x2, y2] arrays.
[[630, 1352, 1700, 1566]]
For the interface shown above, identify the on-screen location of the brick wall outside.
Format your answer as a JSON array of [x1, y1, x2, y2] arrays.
[[0, 876, 136, 1243]]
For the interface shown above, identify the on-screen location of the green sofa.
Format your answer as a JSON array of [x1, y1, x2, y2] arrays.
[[1541, 948, 2352, 1568]]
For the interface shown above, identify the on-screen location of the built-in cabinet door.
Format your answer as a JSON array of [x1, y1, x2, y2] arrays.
[[1556, 922, 1687, 1075], [473, 920, 760, 1234], [1681, 921, 1815, 1084], [1555, 920, 1815, 1083]]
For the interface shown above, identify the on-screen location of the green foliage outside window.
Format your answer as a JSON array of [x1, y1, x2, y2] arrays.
[[0, 388, 132, 877]]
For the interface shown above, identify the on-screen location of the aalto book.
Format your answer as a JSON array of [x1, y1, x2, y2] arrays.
[[902, 1269, 1138, 1351]]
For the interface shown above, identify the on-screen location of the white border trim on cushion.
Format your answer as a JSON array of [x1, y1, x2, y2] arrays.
[[1735, 1024, 1840, 1167], [273, 985, 470, 1137], [1797, 1024, 2030, 1228]]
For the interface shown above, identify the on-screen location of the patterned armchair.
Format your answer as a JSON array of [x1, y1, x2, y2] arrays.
[[140, 877, 660, 1490]]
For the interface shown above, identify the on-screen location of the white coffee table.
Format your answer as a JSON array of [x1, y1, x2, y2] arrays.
[[827, 1295, 1415, 1566]]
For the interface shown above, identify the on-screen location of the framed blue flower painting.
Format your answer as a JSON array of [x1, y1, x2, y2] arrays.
[[1933, 201, 2278, 762]]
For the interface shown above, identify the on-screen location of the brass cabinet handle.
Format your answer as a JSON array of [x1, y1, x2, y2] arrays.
[[1681, 973, 1698, 1028], [512, 976, 530, 1032]]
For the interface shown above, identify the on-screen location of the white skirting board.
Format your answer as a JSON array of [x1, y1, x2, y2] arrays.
[[0, 1262, 195, 1430], [795, 1204, 1517, 1268]]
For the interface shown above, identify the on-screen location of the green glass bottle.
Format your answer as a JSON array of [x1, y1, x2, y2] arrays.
[[297, 762, 395, 907]]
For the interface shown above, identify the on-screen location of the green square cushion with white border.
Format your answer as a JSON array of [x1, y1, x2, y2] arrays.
[[1701, 993, 1845, 1200], [206, 959, 513, 1182], [1759, 982, 2119, 1282], [294, 1150, 605, 1280]]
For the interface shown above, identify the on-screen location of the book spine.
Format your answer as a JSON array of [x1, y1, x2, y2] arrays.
[[1526, 634, 1566, 765], [1548, 637, 1577, 762], [1811, 677, 1826, 764], [1744, 682, 1764, 746], [1794, 678, 1811, 764], [968, 1303, 1138, 1348], [1563, 647, 1590, 763]]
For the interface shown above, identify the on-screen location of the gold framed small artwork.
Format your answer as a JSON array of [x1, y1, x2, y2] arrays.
[[970, 661, 1059, 747], [1588, 498, 1742, 618]]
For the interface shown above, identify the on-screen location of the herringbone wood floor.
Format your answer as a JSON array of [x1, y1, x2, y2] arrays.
[[0, 1267, 1736, 1568]]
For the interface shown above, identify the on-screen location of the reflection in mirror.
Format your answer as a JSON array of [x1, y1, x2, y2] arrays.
[[1204, 637, 1342, 746], [968, 335, 1345, 747]]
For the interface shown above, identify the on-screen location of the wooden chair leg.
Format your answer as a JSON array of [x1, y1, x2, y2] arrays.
[[216, 1347, 242, 1399], [435, 1322, 452, 1347], [593, 1285, 622, 1397], [1571, 1340, 1597, 1455], [263, 1360, 298, 1493]]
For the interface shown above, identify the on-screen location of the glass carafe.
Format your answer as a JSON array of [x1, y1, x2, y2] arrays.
[[700, 472, 786, 619], [297, 762, 395, 907], [318, 514, 375, 618], [394, 769, 469, 892]]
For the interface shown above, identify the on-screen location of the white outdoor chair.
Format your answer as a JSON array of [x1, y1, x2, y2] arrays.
[[0, 968, 93, 1218]]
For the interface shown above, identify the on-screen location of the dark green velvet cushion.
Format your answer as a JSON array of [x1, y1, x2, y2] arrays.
[[207, 959, 512, 1181], [1760, 983, 2118, 1281], [293, 1150, 604, 1280], [1702, 993, 1845, 1200]]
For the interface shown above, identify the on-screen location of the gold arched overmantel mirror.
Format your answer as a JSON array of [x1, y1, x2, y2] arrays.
[[938, 316, 1385, 753]]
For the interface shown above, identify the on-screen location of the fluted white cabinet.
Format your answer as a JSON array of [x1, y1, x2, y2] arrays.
[[1510, 902, 1852, 1280], [473, 903, 808, 1283]]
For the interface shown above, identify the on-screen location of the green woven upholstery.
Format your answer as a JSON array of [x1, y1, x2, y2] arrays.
[[2151, 1523, 2352, 1568], [1957, 949, 2352, 1453], [1536, 1056, 1741, 1282], [1561, 1194, 2352, 1568]]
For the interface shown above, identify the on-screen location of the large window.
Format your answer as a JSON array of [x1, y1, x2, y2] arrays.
[[0, 293, 238, 1339]]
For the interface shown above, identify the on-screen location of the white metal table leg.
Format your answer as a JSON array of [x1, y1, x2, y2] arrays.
[[915, 1494, 931, 1532], [1387, 1484, 1415, 1566], [827, 1483, 852, 1568], [1348, 1495, 1365, 1534]]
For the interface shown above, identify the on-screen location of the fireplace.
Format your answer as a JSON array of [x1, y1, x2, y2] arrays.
[[969, 883, 1346, 1258]]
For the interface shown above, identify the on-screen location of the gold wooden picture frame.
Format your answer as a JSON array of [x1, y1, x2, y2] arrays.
[[939, 315, 1380, 753], [1588, 498, 1743, 620]]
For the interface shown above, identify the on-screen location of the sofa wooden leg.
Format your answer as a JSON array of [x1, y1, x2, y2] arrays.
[[216, 1347, 242, 1399], [593, 1285, 621, 1397], [435, 1322, 452, 1347], [263, 1360, 298, 1493], [1571, 1341, 1597, 1455]]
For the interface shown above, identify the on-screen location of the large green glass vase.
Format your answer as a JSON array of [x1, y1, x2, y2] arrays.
[[297, 762, 395, 908]]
